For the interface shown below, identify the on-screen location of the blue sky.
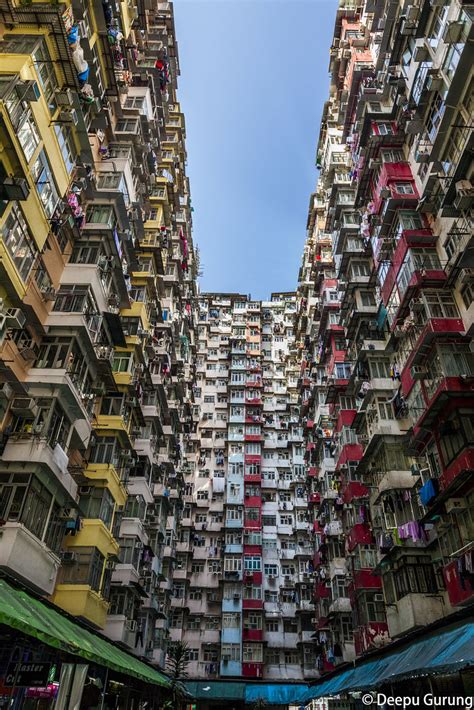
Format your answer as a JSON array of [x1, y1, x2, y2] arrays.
[[173, 0, 337, 300]]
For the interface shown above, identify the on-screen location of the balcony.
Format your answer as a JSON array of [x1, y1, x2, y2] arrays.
[[85, 463, 127, 507], [242, 662, 264, 678], [104, 615, 137, 650], [374, 470, 414, 501], [65, 519, 119, 558], [53, 585, 109, 628], [0, 523, 60, 596], [329, 597, 352, 614], [243, 628, 263, 642], [1, 437, 77, 502], [439, 448, 474, 493], [386, 593, 446, 638]]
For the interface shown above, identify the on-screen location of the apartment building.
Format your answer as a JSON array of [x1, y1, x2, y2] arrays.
[[0, 0, 198, 702], [168, 293, 318, 681], [296, 0, 473, 677]]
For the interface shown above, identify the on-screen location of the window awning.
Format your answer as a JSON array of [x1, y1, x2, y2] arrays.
[[0, 579, 170, 688]]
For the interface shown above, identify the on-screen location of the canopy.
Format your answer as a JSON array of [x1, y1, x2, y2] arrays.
[[0, 579, 170, 688], [308, 619, 474, 700], [184, 681, 246, 700]]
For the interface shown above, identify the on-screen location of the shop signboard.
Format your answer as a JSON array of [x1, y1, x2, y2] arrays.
[[4, 662, 52, 688]]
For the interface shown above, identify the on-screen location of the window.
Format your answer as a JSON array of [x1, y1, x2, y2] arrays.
[[428, 4, 449, 47], [243, 644, 263, 662], [394, 183, 415, 195], [360, 291, 376, 307], [243, 613, 262, 630], [262, 515, 277, 527], [115, 119, 139, 133], [32, 150, 60, 218], [350, 260, 371, 278], [54, 125, 75, 174], [1, 204, 38, 280], [423, 291, 460, 319], [245, 508, 259, 521], [224, 557, 242, 572], [376, 123, 393, 135], [124, 95, 147, 111], [186, 616, 200, 630], [33, 42, 59, 110], [381, 149, 404, 163], [221, 644, 240, 661], [0, 474, 52, 542], [243, 586, 262, 600], [284, 651, 300, 665], [265, 619, 279, 632], [222, 613, 240, 628], [17, 109, 40, 163], [244, 556, 261, 571], [112, 351, 133, 374], [369, 358, 391, 379], [461, 281, 474, 310], [85, 204, 115, 227]]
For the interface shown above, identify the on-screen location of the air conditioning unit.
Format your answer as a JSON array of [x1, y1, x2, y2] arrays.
[[445, 498, 466, 514], [406, 5, 420, 21], [400, 18, 416, 35], [40, 285, 56, 302], [5, 308, 26, 329], [426, 73, 444, 92], [410, 365, 427, 380], [0, 176, 30, 201], [10, 397, 38, 418], [58, 108, 79, 125], [442, 20, 464, 44], [55, 88, 74, 106], [16, 80, 40, 102], [374, 593, 384, 602], [406, 118, 424, 134], [454, 180, 474, 210], [61, 551, 77, 565], [413, 40, 429, 62]]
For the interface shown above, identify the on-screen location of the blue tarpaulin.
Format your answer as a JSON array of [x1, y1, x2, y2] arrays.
[[245, 684, 310, 704]]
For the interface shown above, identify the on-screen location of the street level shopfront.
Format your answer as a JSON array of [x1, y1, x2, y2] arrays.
[[0, 579, 172, 709]]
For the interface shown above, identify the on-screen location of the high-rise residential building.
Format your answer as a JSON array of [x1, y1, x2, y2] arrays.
[[0, 0, 198, 703], [169, 293, 316, 681], [0, 0, 472, 706], [295, 0, 473, 681]]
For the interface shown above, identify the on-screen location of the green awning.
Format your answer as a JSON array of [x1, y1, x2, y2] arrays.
[[0, 579, 170, 688]]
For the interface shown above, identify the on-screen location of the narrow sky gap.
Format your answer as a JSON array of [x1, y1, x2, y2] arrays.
[[173, 0, 338, 299]]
